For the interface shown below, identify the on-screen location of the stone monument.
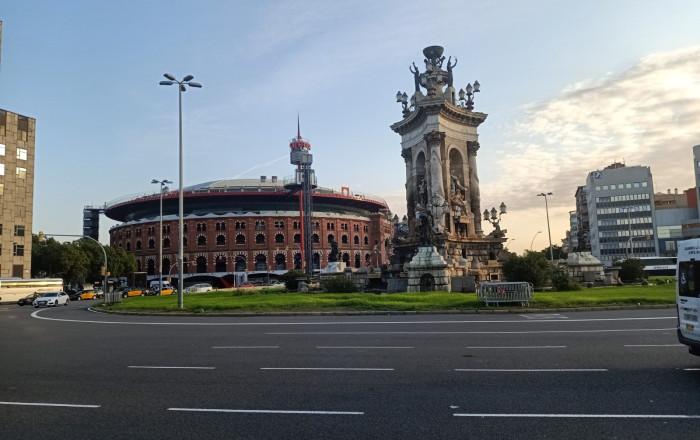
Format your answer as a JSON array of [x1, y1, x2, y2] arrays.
[[391, 45, 508, 289]]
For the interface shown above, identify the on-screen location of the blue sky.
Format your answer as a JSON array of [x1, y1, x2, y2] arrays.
[[2, 0, 699, 254]]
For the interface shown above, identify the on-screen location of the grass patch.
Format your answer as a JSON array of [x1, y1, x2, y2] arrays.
[[97, 282, 676, 314]]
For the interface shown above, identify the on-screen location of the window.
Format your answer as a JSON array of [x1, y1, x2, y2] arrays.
[[216, 222, 226, 231], [16, 148, 27, 160], [16, 167, 26, 179], [14, 225, 25, 236], [275, 233, 285, 244], [163, 237, 171, 248], [364, 236, 369, 245], [216, 235, 226, 246], [313, 234, 319, 244], [342, 235, 348, 244], [354, 235, 360, 245], [293, 233, 301, 244], [148, 239, 155, 249], [197, 235, 207, 246], [633, 182, 640, 188], [256, 233, 266, 244], [136, 240, 142, 250], [0, 143, 4, 155], [642, 181, 648, 187], [184, 224, 188, 233], [0, 164, 4, 175], [13, 244, 24, 256], [0, 184, 3, 196], [236, 234, 246, 244]]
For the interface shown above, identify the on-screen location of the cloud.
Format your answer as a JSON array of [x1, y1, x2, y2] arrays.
[[480, 45, 700, 253]]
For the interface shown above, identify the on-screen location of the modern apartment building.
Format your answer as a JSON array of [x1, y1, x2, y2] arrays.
[[0, 109, 35, 277], [585, 163, 657, 266]]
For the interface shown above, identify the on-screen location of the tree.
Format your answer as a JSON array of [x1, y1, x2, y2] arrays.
[[550, 265, 582, 291], [502, 251, 551, 287], [616, 258, 645, 282], [538, 244, 567, 261]]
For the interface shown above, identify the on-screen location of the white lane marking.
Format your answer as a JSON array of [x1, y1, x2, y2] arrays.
[[454, 369, 607, 372], [624, 344, 685, 347], [465, 346, 566, 349], [454, 413, 700, 419], [31, 309, 677, 326], [269, 328, 674, 335], [520, 314, 569, 320], [128, 366, 215, 370], [683, 368, 700, 371], [0, 401, 100, 408], [213, 346, 279, 349], [261, 367, 394, 371], [168, 408, 363, 415], [316, 346, 414, 349]]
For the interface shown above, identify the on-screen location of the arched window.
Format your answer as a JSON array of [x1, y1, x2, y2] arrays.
[[364, 236, 369, 245], [293, 253, 302, 270], [256, 234, 266, 244], [342, 253, 350, 265], [365, 253, 371, 266], [163, 237, 171, 248], [235, 256, 246, 272], [293, 233, 301, 244], [354, 235, 360, 245], [197, 235, 207, 246], [216, 234, 226, 246], [126, 242, 131, 251], [355, 253, 361, 269], [341, 235, 348, 244], [148, 239, 155, 249], [147, 259, 155, 275], [136, 240, 142, 250], [313, 253, 320, 270], [327, 234, 335, 244], [163, 258, 171, 274], [275, 253, 286, 270], [183, 237, 188, 247], [236, 234, 246, 244], [183, 224, 188, 233], [255, 254, 267, 271], [215, 255, 226, 272], [275, 233, 285, 244], [183, 258, 189, 274], [313, 233, 320, 244], [196, 256, 207, 273]]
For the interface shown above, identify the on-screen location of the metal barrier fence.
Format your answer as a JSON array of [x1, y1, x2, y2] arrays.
[[104, 290, 122, 304], [478, 282, 533, 307]]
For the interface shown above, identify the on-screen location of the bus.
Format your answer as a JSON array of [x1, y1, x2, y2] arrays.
[[0, 278, 64, 303], [638, 256, 677, 277], [676, 239, 700, 356]]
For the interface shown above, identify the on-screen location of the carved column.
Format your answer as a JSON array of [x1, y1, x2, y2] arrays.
[[402, 148, 414, 221], [467, 141, 483, 235], [424, 131, 446, 233]]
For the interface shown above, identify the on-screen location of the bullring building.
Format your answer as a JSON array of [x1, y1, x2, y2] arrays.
[[105, 176, 393, 286]]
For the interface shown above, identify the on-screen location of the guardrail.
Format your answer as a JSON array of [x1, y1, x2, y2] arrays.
[[478, 282, 533, 307]]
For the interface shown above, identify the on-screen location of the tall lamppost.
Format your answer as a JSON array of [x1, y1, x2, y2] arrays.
[[151, 179, 172, 294], [537, 192, 554, 261], [530, 231, 542, 251], [159, 73, 202, 309], [505, 238, 515, 250]]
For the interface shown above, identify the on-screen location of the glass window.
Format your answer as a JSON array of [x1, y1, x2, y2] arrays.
[[595, 186, 600, 191], [0, 143, 5, 155], [626, 183, 631, 188], [633, 182, 640, 188], [602, 185, 608, 190], [16, 167, 26, 179], [14, 225, 25, 236], [642, 181, 648, 187], [13, 244, 24, 256], [0, 164, 4, 175], [16, 148, 27, 160]]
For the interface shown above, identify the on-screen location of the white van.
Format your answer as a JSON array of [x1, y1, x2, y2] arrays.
[[676, 238, 700, 356]]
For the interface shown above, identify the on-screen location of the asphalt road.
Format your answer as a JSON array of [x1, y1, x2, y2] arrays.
[[1, 302, 699, 439]]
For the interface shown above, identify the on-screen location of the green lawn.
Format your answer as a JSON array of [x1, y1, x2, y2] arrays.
[[97, 282, 676, 314]]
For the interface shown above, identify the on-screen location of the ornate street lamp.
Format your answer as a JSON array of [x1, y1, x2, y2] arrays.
[[458, 81, 480, 111]]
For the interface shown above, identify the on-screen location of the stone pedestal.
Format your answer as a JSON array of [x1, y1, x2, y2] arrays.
[[405, 246, 451, 292], [321, 262, 346, 274]]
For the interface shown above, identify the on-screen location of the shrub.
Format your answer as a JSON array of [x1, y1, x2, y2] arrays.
[[502, 251, 551, 287], [616, 258, 645, 282], [550, 265, 582, 291], [281, 270, 307, 291], [321, 275, 357, 293]]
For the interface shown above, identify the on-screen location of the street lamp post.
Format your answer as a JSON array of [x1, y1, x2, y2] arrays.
[[537, 192, 554, 261], [151, 179, 172, 295], [159, 73, 202, 309], [505, 238, 515, 250], [530, 231, 542, 251]]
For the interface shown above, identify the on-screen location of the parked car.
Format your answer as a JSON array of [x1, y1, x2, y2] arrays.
[[119, 287, 145, 298], [78, 290, 101, 300], [33, 291, 70, 307], [18, 292, 43, 306], [184, 283, 213, 293], [238, 282, 254, 288], [68, 291, 83, 301]]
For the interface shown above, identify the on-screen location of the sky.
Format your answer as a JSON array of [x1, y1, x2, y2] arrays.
[[1, 0, 700, 255]]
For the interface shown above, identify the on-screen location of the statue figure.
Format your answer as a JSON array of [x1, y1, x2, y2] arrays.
[[409, 63, 421, 93], [450, 172, 467, 196], [446, 57, 457, 88], [418, 178, 428, 208], [328, 238, 339, 263], [418, 209, 433, 246], [429, 150, 444, 205]]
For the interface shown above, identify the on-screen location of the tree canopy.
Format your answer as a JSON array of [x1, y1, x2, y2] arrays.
[[31, 234, 137, 284]]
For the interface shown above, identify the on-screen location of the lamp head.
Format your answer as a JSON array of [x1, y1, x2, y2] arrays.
[[151, 179, 159, 184], [163, 73, 176, 81], [159, 81, 174, 86], [473, 80, 480, 92], [396, 91, 403, 102], [499, 202, 507, 215], [188, 82, 202, 88], [182, 74, 194, 82], [490, 207, 498, 220]]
